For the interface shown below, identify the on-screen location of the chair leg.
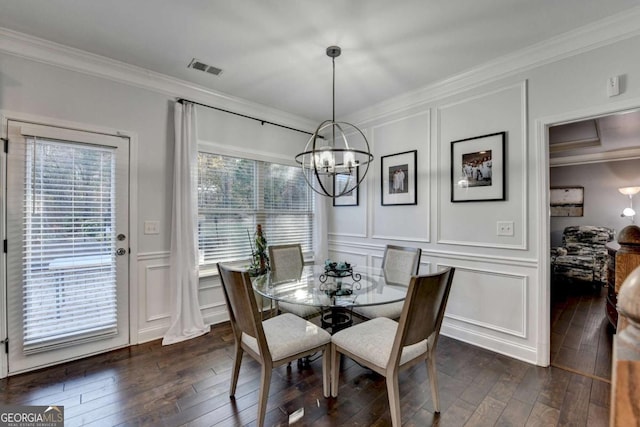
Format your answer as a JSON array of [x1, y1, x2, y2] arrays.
[[386, 372, 401, 427], [330, 344, 341, 397], [230, 342, 243, 397], [322, 345, 330, 398], [427, 356, 440, 413], [257, 363, 272, 427]]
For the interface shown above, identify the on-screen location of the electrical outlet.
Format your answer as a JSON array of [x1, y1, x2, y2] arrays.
[[497, 221, 514, 236], [144, 220, 160, 235]]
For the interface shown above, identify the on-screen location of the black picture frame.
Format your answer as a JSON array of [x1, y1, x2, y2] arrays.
[[333, 168, 359, 207], [451, 132, 506, 203], [381, 150, 417, 206]]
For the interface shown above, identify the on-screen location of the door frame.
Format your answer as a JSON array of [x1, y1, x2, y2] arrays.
[[535, 97, 640, 366], [0, 110, 139, 378]]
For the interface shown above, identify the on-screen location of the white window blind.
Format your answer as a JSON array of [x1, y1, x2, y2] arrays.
[[22, 137, 118, 353], [197, 152, 313, 266]]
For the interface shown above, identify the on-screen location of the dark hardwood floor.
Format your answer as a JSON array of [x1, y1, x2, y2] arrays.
[[550, 279, 612, 382], [1, 292, 612, 427]]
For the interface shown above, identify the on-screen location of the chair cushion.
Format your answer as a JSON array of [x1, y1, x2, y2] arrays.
[[331, 317, 428, 370], [242, 313, 330, 362], [278, 301, 321, 319], [353, 301, 403, 320]]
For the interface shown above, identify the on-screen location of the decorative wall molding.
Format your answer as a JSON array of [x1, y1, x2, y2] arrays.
[[435, 81, 528, 250], [369, 111, 431, 243], [345, 6, 640, 126], [328, 231, 368, 239], [328, 239, 539, 268], [0, 27, 317, 134], [370, 234, 430, 243], [441, 264, 528, 339], [144, 264, 170, 322]]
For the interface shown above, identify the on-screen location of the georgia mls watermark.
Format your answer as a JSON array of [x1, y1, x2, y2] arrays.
[[0, 405, 64, 427]]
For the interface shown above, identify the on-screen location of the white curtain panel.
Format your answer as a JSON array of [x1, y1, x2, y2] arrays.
[[162, 102, 210, 345], [313, 190, 329, 262]]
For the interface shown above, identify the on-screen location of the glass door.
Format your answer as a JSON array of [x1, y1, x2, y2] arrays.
[[5, 121, 129, 374]]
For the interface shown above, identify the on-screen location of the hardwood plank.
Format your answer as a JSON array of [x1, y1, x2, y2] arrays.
[[0, 287, 614, 427], [464, 395, 507, 426], [557, 374, 592, 426], [495, 398, 533, 427], [525, 401, 560, 427]]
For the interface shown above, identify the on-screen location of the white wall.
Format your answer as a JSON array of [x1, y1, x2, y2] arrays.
[[331, 30, 640, 364], [0, 40, 314, 345], [2, 13, 640, 366]]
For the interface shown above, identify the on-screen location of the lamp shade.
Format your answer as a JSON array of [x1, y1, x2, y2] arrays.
[[618, 186, 640, 196]]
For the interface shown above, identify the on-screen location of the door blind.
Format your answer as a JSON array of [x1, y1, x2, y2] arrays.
[[22, 137, 118, 353]]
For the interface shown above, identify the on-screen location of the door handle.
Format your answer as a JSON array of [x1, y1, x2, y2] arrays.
[[116, 248, 127, 256]]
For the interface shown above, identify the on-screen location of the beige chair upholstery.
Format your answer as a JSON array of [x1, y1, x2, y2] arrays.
[[268, 244, 321, 319], [217, 263, 331, 427], [331, 267, 455, 427], [353, 245, 422, 320]]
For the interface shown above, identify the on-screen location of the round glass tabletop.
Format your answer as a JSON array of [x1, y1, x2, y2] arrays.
[[251, 264, 414, 308]]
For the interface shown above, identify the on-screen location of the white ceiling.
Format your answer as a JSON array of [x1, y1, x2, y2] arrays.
[[1, 0, 640, 121]]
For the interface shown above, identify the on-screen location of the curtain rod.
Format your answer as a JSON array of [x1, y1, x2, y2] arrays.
[[177, 98, 314, 137]]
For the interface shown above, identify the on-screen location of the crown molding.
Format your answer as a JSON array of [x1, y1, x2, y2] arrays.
[[550, 147, 640, 167], [0, 27, 317, 133], [2, 5, 640, 131], [346, 6, 640, 126]]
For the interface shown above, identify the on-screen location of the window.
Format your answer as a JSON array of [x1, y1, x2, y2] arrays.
[[197, 152, 314, 267]]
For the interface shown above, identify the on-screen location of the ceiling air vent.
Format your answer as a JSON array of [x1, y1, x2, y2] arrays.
[[188, 58, 223, 76]]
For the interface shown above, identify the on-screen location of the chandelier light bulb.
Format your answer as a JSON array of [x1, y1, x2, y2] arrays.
[[343, 150, 356, 169]]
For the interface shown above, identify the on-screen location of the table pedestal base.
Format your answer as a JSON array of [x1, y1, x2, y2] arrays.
[[321, 307, 353, 333]]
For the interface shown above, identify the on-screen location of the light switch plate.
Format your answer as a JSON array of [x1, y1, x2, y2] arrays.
[[497, 221, 514, 236], [144, 220, 160, 235]]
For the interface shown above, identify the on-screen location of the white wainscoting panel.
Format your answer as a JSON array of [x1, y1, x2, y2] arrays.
[[144, 264, 171, 322], [136, 252, 229, 343], [137, 252, 171, 343], [444, 266, 527, 338], [199, 275, 230, 326]]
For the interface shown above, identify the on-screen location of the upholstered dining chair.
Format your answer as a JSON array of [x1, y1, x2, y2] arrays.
[[217, 263, 331, 427], [353, 244, 422, 320], [268, 243, 321, 319], [331, 267, 455, 427]]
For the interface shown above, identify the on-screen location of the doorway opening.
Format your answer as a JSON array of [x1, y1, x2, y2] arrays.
[[547, 108, 640, 379]]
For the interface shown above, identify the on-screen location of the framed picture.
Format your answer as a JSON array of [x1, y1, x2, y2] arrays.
[[333, 169, 359, 207], [550, 186, 584, 217], [451, 131, 505, 202], [381, 150, 417, 206]]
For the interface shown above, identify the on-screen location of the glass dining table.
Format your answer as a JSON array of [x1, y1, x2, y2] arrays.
[[251, 264, 419, 333]]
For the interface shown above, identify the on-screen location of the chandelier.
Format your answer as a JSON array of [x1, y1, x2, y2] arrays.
[[295, 46, 373, 198]]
